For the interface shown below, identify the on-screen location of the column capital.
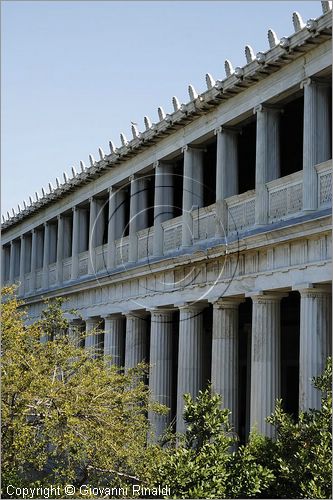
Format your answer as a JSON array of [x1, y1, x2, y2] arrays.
[[72, 206, 78, 213], [181, 145, 188, 153], [84, 316, 102, 326], [253, 103, 283, 115], [246, 290, 288, 302], [129, 174, 136, 182], [214, 125, 241, 135], [123, 310, 148, 319], [177, 302, 207, 313], [103, 313, 124, 320], [43, 221, 49, 228], [212, 296, 245, 309], [57, 214, 62, 221], [20, 234, 24, 241], [149, 307, 175, 317]]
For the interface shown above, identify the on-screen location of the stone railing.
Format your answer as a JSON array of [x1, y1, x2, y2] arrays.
[[78, 251, 89, 277], [115, 235, 129, 265], [95, 244, 108, 272], [138, 227, 154, 260], [162, 215, 183, 253], [267, 170, 303, 223], [226, 190, 256, 235], [316, 160, 332, 209], [36, 269, 43, 290], [48, 263, 56, 286], [63, 257, 72, 282], [24, 272, 31, 294], [192, 204, 216, 241]]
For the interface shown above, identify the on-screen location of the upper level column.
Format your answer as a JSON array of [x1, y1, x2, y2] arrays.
[[176, 303, 205, 434], [297, 285, 332, 411], [215, 127, 239, 236], [30, 229, 37, 292], [182, 146, 204, 247], [42, 222, 50, 289], [56, 215, 64, 285], [249, 291, 286, 437], [19, 235, 26, 295], [103, 313, 125, 367], [254, 105, 281, 225], [9, 241, 15, 284], [148, 308, 174, 438], [71, 207, 79, 280], [124, 312, 149, 370], [88, 197, 98, 275], [302, 78, 331, 211], [211, 297, 244, 432], [153, 161, 174, 257], [107, 187, 127, 269]]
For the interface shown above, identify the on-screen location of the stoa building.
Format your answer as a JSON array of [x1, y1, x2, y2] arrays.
[[2, 5, 332, 441]]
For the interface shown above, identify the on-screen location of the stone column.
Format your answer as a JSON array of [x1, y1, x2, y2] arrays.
[[19, 235, 26, 295], [149, 309, 174, 438], [71, 207, 79, 280], [107, 187, 117, 269], [302, 78, 331, 211], [30, 229, 37, 292], [68, 319, 83, 348], [103, 314, 125, 367], [42, 222, 50, 289], [1, 245, 6, 285], [299, 286, 332, 411], [56, 215, 64, 285], [88, 197, 97, 275], [250, 292, 285, 437], [9, 241, 15, 283], [211, 298, 244, 431], [124, 312, 148, 370], [182, 146, 204, 247], [215, 127, 239, 236], [153, 161, 174, 256], [176, 303, 205, 434], [254, 105, 280, 225], [85, 317, 103, 358], [129, 175, 139, 262]]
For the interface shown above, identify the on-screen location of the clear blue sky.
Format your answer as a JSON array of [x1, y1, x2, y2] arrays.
[[2, 1, 322, 217]]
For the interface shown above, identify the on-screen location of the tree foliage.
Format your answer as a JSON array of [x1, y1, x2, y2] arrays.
[[1, 287, 164, 495]]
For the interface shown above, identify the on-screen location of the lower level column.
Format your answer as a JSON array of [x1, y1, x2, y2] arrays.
[[176, 303, 205, 434], [103, 314, 125, 367], [250, 292, 284, 437], [148, 309, 174, 438], [124, 312, 148, 370], [85, 317, 103, 358], [299, 286, 332, 411], [211, 298, 244, 432]]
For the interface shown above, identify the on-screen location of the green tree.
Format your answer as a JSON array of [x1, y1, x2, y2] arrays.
[[1, 287, 164, 497]]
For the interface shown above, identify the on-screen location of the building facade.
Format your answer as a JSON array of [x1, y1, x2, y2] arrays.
[[2, 5, 332, 441]]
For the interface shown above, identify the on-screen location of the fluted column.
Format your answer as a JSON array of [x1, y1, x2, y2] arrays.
[[85, 317, 103, 358], [124, 312, 148, 370], [103, 314, 125, 367], [254, 105, 280, 225], [129, 176, 139, 262], [211, 298, 244, 431], [30, 229, 37, 292], [9, 241, 15, 283], [56, 215, 64, 285], [88, 197, 97, 275], [42, 222, 50, 289], [107, 187, 117, 269], [250, 292, 285, 437], [71, 207, 79, 280], [182, 146, 204, 247], [176, 303, 205, 434], [215, 127, 239, 236], [302, 78, 331, 211], [149, 309, 174, 438], [299, 286, 332, 411], [18, 236, 26, 294], [68, 319, 83, 348], [153, 161, 174, 256]]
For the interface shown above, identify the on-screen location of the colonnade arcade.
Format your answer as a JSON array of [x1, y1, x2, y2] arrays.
[[2, 76, 332, 293], [66, 285, 331, 441]]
